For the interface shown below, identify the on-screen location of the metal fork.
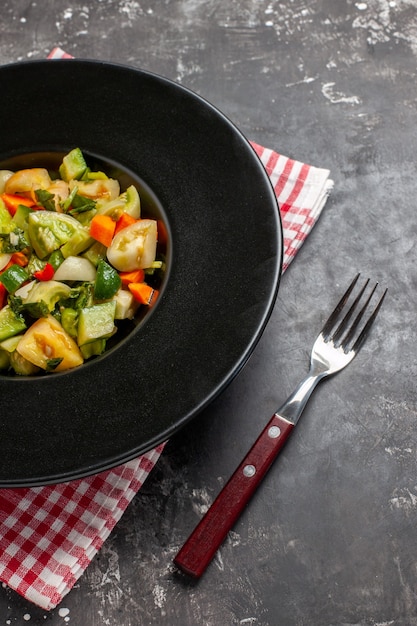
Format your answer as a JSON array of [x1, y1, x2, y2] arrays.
[[174, 274, 387, 578]]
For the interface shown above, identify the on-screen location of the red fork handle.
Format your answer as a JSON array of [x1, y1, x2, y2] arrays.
[[173, 413, 294, 578]]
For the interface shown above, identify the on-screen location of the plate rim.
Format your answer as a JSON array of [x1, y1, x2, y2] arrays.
[[0, 59, 283, 486]]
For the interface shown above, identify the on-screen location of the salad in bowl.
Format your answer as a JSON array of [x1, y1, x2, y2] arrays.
[[0, 148, 164, 375]]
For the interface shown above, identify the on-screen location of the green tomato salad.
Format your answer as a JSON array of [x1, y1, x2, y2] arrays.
[[0, 148, 164, 375]]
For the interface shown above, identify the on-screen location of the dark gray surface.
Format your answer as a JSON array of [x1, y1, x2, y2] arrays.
[[0, 0, 415, 624]]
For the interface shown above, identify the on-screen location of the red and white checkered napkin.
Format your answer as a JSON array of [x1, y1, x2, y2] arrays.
[[0, 48, 333, 611]]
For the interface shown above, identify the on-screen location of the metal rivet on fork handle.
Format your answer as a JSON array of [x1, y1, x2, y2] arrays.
[[268, 426, 281, 438], [243, 465, 256, 477]]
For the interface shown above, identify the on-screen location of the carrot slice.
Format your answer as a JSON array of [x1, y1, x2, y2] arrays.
[[119, 269, 146, 286], [89, 214, 116, 247], [128, 282, 158, 306], [1, 252, 29, 274], [1, 193, 36, 216], [114, 212, 137, 235], [10, 252, 29, 267]]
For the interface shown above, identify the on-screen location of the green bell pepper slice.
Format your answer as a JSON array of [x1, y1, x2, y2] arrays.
[[94, 260, 121, 300]]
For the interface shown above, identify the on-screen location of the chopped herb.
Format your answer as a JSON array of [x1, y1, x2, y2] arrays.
[[0, 228, 29, 253], [46, 357, 63, 371], [22, 300, 50, 319], [63, 282, 95, 310], [60, 185, 78, 212], [9, 295, 49, 320], [66, 193, 96, 215], [8, 295, 24, 316], [35, 189, 56, 211]]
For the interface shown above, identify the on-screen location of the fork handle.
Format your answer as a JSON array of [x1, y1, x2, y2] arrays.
[[173, 413, 294, 578]]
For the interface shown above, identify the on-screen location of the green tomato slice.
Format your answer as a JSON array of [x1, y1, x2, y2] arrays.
[[28, 211, 89, 259]]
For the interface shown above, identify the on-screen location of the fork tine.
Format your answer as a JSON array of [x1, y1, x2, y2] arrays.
[[322, 275, 387, 354], [332, 278, 370, 345], [350, 287, 387, 354], [339, 282, 378, 349], [321, 273, 360, 341]]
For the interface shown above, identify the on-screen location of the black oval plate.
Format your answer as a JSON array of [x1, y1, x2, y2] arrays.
[[0, 59, 282, 486]]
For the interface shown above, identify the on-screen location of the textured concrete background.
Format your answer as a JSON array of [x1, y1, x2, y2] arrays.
[[1, 1, 417, 624]]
